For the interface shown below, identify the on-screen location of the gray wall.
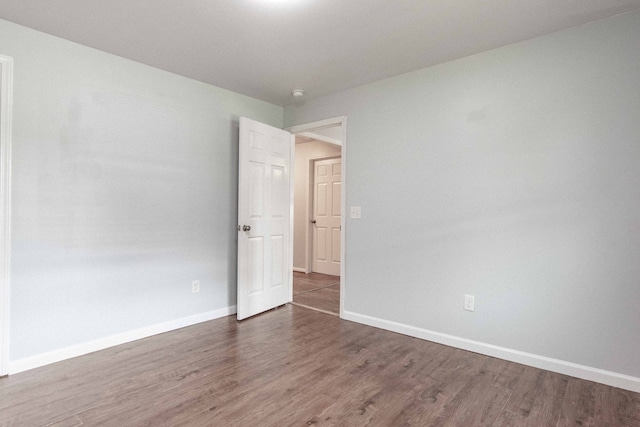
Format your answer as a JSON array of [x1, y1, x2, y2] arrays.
[[0, 19, 282, 361], [285, 11, 640, 378]]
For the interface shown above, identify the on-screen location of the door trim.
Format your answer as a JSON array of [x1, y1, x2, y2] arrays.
[[0, 54, 14, 376], [287, 116, 347, 318]]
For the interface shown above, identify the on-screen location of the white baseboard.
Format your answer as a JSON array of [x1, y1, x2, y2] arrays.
[[342, 310, 640, 393], [293, 267, 307, 273], [9, 305, 237, 375]]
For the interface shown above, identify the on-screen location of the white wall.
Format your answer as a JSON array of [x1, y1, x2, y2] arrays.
[[285, 11, 640, 384], [0, 19, 283, 363], [293, 139, 341, 271]]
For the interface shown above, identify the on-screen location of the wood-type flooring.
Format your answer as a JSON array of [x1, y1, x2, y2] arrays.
[[1, 305, 639, 426], [292, 271, 340, 315]]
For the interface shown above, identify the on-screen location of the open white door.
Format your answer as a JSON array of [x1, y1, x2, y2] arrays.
[[237, 117, 292, 320]]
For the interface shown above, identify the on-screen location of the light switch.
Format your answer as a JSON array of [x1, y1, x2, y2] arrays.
[[350, 206, 362, 219]]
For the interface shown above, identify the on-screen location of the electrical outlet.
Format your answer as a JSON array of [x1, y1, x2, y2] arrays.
[[464, 294, 475, 312], [192, 280, 200, 294]]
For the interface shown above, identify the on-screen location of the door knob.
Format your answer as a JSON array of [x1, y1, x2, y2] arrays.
[[311, 220, 316, 224], [243, 225, 251, 231]]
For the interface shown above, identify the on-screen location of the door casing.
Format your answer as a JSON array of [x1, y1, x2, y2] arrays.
[[0, 54, 14, 376]]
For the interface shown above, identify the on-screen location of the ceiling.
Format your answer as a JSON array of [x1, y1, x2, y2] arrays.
[[1, 0, 639, 106]]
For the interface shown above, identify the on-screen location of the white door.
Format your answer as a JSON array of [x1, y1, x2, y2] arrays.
[[237, 117, 292, 320], [312, 157, 341, 276]]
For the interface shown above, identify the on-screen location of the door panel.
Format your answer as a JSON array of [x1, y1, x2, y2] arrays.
[[312, 157, 341, 276], [248, 241, 264, 295], [237, 117, 292, 320], [332, 182, 341, 215], [331, 228, 341, 263]]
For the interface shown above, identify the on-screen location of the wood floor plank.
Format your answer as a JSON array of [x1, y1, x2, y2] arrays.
[[492, 365, 548, 426], [613, 388, 640, 427], [44, 414, 83, 427], [524, 371, 569, 427], [592, 383, 619, 427], [557, 377, 596, 426], [1, 305, 639, 426]]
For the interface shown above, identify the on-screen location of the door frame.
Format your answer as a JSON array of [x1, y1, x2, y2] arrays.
[[287, 117, 347, 317], [308, 155, 341, 275], [0, 54, 14, 376]]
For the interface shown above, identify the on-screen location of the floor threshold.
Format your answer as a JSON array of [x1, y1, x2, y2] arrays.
[[288, 302, 339, 316]]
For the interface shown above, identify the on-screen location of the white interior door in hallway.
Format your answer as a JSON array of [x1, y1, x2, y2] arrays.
[[312, 157, 341, 276], [237, 117, 293, 320]]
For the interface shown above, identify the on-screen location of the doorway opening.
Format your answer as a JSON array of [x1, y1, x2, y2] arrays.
[[235, 116, 345, 321], [287, 118, 346, 316]]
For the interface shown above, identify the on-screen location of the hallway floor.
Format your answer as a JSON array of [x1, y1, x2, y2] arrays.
[[292, 271, 340, 315]]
